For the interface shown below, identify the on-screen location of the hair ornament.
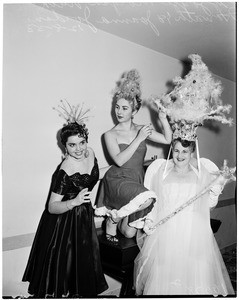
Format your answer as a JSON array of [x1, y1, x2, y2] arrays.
[[114, 69, 142, 102], [150, 54, 233, 141], [53, 100, 93, 126]]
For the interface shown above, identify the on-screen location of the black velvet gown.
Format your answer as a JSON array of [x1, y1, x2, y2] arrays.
[[22, 158, 108, 298]]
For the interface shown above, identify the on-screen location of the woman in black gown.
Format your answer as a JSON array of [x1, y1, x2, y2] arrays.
[[22, 119, 108, 298]]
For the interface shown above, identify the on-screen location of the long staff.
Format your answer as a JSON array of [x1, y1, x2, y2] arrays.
[[150, 161, 236, 230]]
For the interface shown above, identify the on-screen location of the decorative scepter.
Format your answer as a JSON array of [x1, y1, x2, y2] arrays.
[[146, 160, 236, 232]]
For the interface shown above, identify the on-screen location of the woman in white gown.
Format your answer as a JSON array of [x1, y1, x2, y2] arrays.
[[134, 138, 235, 296]]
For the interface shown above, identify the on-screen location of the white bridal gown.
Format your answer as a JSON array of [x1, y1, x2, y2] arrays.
[[134, 158, 234, 296]]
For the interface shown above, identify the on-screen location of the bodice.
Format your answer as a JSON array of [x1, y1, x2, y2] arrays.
[[52, 158, 99, 201], [162, 180, 197, 213], [119, 141, 146, 170]]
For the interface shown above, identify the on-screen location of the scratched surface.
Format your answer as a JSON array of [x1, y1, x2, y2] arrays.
[[28, 2, 236, 81]]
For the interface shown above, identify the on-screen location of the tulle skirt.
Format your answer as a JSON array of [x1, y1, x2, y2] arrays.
[[134, 211, 235, 296]]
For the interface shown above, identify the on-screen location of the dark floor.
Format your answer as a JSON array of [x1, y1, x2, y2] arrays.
[[222, 246, 237, 294]]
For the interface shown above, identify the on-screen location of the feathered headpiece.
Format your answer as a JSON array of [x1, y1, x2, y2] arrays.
[[114, 69, 142, 110], [53, 100, 93, 142], [53, 100, 92, 126], [151, 54, 233, 141]]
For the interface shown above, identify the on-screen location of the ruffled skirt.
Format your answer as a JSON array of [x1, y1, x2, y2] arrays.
[[95, 165, 156, 228], [134, 211, 234, 296]]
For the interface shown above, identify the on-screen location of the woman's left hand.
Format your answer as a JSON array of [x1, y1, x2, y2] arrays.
[[215, 174, 228, 186], [143, 219, 155, 235], [214, 165, 236, 186], [71, 188, 92, 206], [216, 160, 236, 186]]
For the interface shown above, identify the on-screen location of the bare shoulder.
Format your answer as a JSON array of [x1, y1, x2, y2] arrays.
[[59, 158, 72, 175], [104, 127, 117, 141], [86, 147, 97, 168], [87, 147, 95, 158]]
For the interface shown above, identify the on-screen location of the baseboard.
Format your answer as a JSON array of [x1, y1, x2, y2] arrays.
[[3, 233, 35, 252], [216, 197, 235, 208]]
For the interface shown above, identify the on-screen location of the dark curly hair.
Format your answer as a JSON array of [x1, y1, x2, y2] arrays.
[[60, 122, 89, 146], [172, 138, 196, 153]]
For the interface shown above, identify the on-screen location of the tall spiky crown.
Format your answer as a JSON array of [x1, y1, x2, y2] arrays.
[[151, 54, 233, 141], [53, 100, 92, 126]]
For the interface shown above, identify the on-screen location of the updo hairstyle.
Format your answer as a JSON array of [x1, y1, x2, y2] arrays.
[[114, 69, 142, 112], [115, 92, 142, 112]]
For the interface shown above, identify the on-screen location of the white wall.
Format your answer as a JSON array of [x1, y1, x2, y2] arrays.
[[3, 0, 236, 237], [2, 4, 180, 238], [3, 4, 236, 239]]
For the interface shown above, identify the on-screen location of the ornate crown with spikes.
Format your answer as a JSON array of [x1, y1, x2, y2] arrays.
[[151, 54, 233, 141], [53, 100, 93, 142], [53, 100, 92, 126]]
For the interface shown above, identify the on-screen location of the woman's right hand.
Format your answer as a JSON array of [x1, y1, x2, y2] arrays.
[[158, 109, 167, 120], [143, 219, 155, 235], [137, 124, 153, 141], [71, 188, 92, 207]]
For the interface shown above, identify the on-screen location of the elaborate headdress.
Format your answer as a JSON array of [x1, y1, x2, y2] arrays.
[[150, 54, 233, 178], [114, 69, 142, 110], [151, 54, 233, 141], [53, 100, 92, 142]]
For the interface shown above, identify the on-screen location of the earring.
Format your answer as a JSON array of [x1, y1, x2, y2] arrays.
[[84, 149, 89, 158], [64, 148, 68, 158]]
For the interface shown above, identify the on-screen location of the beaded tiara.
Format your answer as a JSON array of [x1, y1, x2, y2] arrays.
[[151, 54, 233, 141]]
